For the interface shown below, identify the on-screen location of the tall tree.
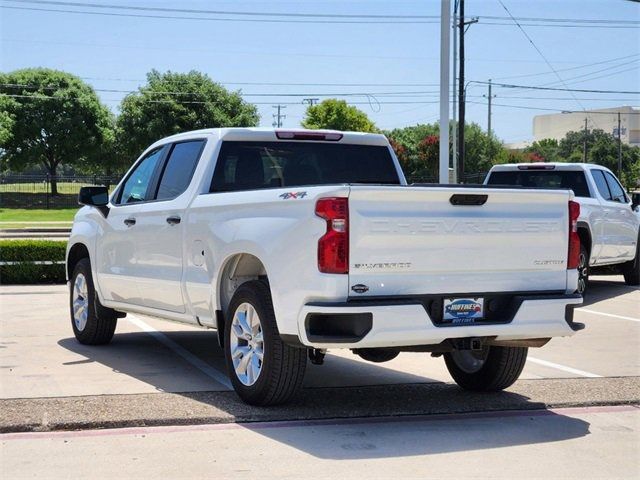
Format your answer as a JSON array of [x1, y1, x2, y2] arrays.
[[116, 70, 259, 161], [301, 99, 377, 133], [0, 68, 113, 194]]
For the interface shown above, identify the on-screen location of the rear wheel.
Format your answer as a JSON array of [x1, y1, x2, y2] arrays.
[[577, 244, 589, 294], [622, 239, 640, 286], [444, 345, 527, 391], [224, 280, 307, 405], [69, 258, 117, 345]]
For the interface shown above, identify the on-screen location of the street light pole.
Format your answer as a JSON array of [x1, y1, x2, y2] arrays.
[[618, 111, 622, 178], [583, 118, 588, 163]]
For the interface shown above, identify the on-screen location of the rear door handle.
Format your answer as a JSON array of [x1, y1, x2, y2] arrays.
[[124, 217, 136, 227], [166, 215, 181, 225]]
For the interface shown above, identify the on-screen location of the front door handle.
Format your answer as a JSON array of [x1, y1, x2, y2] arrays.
[[166, 215, 181, 225], [124, 217, 136, 227]]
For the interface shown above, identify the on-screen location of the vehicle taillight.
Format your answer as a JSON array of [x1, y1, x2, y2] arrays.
[[568, 200, 581, 269], [276, 131, 343, 141], [315, 197, 349, 274]]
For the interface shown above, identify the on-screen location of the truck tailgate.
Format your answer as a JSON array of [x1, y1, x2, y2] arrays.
[[348, 186, 572, 296]]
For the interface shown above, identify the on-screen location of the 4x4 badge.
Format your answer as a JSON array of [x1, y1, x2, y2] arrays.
[[279, 191, 307, 200]]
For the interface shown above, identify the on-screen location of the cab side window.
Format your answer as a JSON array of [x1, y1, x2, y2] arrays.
[[155, 140, 205, 201], [603, 171, 628, 203], [117, 148, 165, 204], [591, 170, 612, 201]]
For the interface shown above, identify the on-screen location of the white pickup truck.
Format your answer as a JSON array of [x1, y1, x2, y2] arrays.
[[67, 128, 584, 405], [485, 163, 640, 294]]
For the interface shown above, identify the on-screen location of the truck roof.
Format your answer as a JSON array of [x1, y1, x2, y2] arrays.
[[489, 162, 612, 173], [150, 128, 391, 148]]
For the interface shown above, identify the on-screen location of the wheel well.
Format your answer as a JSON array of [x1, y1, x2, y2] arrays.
[[218, 254, 268, 318], [577, 225, 591, 258], [67, 243, 90, 280]]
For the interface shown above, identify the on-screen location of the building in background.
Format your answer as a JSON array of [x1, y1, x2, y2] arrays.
[[533, 106, 640, 147]]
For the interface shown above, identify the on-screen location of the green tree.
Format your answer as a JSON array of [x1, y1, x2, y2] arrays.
[[0, 68, 113, 194], [116, 70, 259, 161], [301, 99, 377, 132], [524, 138, 561, 163]]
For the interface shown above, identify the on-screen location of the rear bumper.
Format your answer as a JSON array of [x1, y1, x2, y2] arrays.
[[295, 293, 583, 349]]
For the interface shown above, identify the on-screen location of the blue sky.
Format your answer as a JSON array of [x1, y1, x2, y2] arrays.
[[1, 0, 639, 144]]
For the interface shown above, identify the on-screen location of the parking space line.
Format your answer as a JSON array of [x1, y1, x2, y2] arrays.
[[528, 356, 601, 378], [577, 308, 640, 323], [127, 315, 232, 390]]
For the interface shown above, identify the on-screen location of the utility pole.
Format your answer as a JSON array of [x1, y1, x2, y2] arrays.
[[272, 105, 286, 128], [302, 98, 319, 107], [456, 0, 477, 183], [457, 0, 465, 182], [484, 79, 496, 137], [617, 111, 622, 178], [583, 117, 588, 162], [438, 0, 451, 184], [451, 0, 458, 183]]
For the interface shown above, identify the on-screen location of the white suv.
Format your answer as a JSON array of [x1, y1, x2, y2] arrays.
[[486, 163, 640, 293]]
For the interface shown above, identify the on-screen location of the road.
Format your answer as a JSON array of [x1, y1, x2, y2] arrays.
[[1, 276, 638, 478]]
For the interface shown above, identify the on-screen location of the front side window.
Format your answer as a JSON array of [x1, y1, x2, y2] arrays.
[[210, 141, 400, 193], [156, 140, 205, 200], [603, 171, 628, 203], [591, 170, 612, 201], [117, 148, 165, 204]]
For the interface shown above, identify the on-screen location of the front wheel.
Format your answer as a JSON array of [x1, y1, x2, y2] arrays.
[[444, 345, 527, 391], [69, 258, 117, 345], [224, 280, 307, 405]]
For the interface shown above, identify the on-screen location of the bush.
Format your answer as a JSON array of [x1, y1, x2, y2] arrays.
[[0, 239, 66, 284]]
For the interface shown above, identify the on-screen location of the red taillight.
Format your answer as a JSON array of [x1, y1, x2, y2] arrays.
[[276, 131, 343, 141], [315, 197, 349, 274], [568, 200, 581, 269]]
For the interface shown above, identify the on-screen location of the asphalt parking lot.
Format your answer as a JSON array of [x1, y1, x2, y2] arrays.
[[1, 276, 639, 478]]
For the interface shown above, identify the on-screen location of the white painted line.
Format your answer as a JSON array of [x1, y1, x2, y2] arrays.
[[528, 356, 601, 378], [577, 308, 640, 323], [127, 314, 232, 390]]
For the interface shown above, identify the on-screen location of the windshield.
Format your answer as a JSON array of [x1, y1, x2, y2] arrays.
[[487, 170, 591, 198], [210, 141, 401, 192]]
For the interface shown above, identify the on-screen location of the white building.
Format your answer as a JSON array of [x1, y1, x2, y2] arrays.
[[533, 106, 640, 147]]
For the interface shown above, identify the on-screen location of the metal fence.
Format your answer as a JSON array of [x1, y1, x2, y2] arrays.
[[0, 174, 121, 209], [0, 171, 488, 209]]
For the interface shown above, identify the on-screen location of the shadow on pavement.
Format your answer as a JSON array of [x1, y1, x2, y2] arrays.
[[240, 407, 591, 459], [582, 275, 638, 307]]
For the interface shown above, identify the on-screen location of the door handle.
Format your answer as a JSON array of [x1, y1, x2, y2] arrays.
[[166, 215, 181, 225], [124, 217, 136, 227]]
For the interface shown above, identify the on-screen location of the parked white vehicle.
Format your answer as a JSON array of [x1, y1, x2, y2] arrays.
[[67, 128, 585, 405], [485, 163, 640, 294]]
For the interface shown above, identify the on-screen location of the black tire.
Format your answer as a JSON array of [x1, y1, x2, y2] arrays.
[[224, 280, 306, 406], [577, 243, 589, 295], [444, 346, 528, 392], [622, 239, 640, 286], [69, 258, 117, 345], [353, 348, 400, 363]]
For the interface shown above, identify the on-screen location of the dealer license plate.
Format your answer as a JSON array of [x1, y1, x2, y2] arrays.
[[443, 298, 484, 324]]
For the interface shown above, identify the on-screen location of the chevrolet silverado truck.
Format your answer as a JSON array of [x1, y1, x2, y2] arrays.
[[67, 128, 584, 405], [485, 163, 640, 294]]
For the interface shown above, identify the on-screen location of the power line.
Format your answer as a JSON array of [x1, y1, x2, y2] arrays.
[[3, 1, 638, 27], [472, 81, 640, 95]]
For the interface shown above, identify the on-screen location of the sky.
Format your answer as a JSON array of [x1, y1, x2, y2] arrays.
[[1, 0, 639, 145]]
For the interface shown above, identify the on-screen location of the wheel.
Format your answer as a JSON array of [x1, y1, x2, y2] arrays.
[[224, 280, 306, 406], [353, 348, 400, 363], [577, 243, 589, 294], [444, 345, 527, 391], [69, 258, 117, 345], [622, 238, 640, 286]]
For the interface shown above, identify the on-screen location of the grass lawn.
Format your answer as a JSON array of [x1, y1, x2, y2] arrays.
[[0, 208, 77, 226]]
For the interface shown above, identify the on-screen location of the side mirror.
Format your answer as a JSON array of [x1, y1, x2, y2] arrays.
[[79, 186, 110, 216], [632, 192, 640, 212]]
